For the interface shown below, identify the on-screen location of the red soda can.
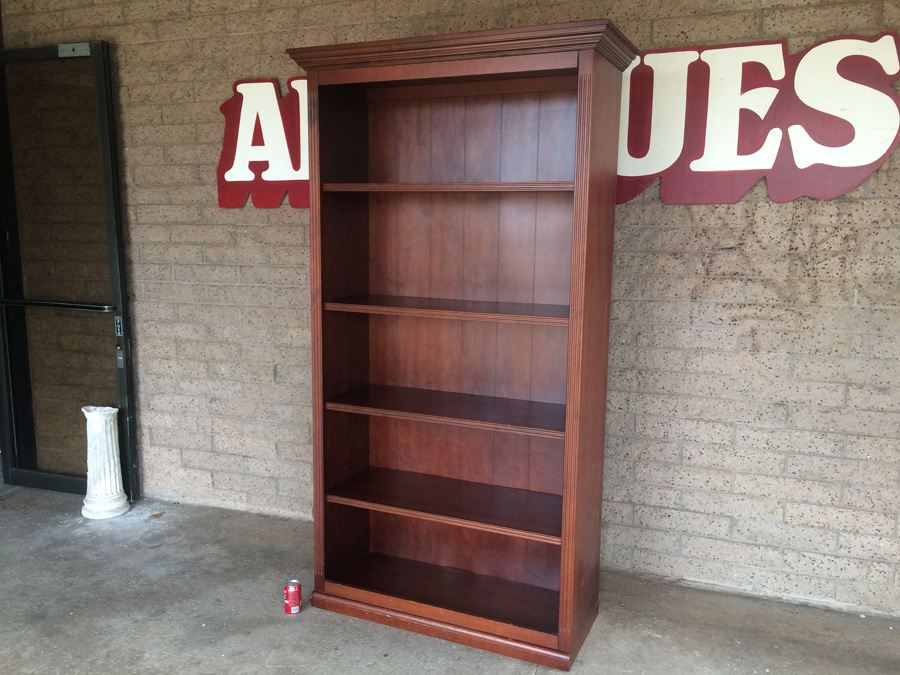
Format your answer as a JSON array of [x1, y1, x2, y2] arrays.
[[283, 579, 302, 614]]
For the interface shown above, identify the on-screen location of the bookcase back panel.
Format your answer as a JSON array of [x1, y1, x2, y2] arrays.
[[367, 192, 573, 305], [368, 315, 567, 404], [367, 87, 577, 183], [369, 417, 564, 495], [369, 511, 561, 591]]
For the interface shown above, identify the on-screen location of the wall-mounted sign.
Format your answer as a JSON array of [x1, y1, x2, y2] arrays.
[[621, 32, 900, 203], [217, 32, 900, 208], [217, 77, 310, 208]]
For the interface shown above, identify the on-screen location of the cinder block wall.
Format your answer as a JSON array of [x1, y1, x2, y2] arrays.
[[2, 0, 898, 616]]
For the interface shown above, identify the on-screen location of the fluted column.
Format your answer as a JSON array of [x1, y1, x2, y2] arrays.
[[81, 406, 129, 520]]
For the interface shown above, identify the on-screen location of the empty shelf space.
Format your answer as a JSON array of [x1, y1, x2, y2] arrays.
[[329, 553, 560, 635], [325, 295, 569, 325], [322, 181, 575, 192], [326, 385, 565, 438], [328, 468, 562, 543]]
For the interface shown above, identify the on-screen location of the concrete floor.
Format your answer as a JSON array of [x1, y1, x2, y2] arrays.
[[0, 485, 897, 675]]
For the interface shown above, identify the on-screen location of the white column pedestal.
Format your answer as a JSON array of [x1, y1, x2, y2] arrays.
[[81, 406, 129, 520]]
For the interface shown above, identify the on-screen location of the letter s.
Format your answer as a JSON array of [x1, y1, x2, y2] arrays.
[[788, 35, 900, 169]]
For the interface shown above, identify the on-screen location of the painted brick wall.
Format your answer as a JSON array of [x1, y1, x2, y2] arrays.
[[2, 0, 898, 616]]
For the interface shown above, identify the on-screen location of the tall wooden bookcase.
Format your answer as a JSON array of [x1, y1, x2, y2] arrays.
[[289, 20, 637, 670]]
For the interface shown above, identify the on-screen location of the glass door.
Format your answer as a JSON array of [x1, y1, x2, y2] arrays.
[[0, 42, 137, 498]]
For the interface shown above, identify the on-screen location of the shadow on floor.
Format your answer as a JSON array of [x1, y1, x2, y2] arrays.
[[0, 487, 897, 674]]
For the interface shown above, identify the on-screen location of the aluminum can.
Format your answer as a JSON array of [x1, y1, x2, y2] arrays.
[[283, 579, 302, 614]]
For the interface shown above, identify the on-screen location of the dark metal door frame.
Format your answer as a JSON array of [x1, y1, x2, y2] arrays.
[[0, 41, 139, 499]]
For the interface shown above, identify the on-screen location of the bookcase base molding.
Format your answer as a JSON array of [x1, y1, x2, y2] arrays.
[[313, 591, 578, 670]]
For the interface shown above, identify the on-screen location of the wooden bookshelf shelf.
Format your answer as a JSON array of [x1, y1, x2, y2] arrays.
[[328, 467, 563, 543], [292, 18, 636, 670], [326, 385, 566, 438], [322, 181, 575, 192], [329, 553, 560, 636], [325, 295, 569, 325]]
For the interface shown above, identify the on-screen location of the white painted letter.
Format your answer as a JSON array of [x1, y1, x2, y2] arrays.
[[618, 51, 700, 177], [224, 81, 304, 182], [690, 44, 785, 172], [788, 35, 900, 169]]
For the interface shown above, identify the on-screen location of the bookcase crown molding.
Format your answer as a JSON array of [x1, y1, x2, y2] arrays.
[[288, 19, 639, 72]]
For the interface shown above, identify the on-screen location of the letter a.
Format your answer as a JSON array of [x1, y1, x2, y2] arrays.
[[224, 81, 304, 182]]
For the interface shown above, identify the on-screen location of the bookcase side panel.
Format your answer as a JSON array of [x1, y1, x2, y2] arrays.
[[558, 50, 623, 657], [307, 73, 327, 591]]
